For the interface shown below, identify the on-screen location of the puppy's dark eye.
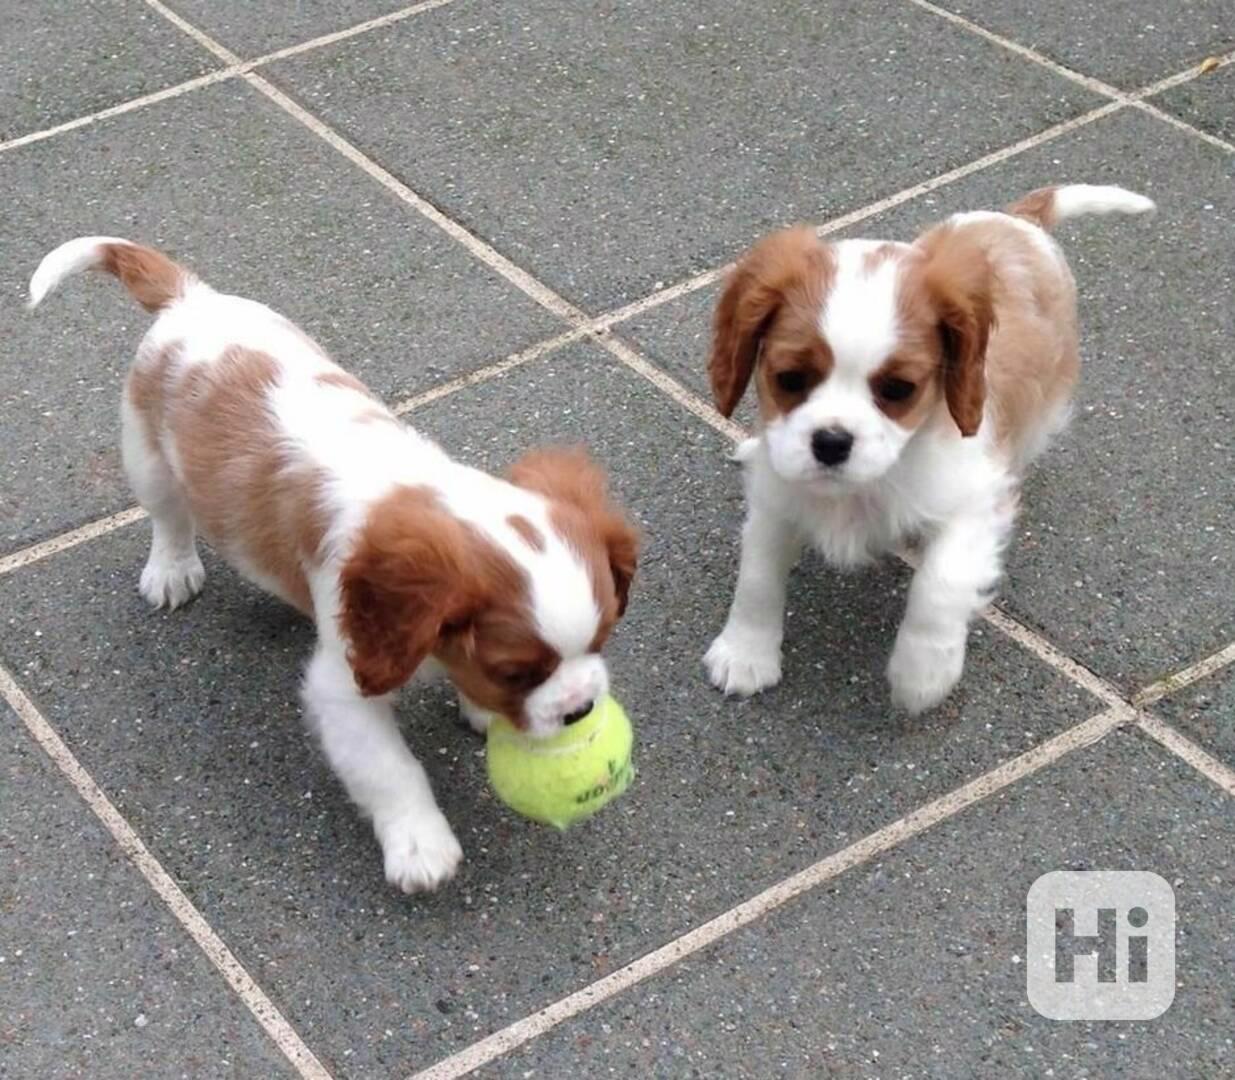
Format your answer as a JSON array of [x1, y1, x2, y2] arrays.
[[876, 377, 915, 403], [496, 668, 540, 691], [776, 370, 807, 394]]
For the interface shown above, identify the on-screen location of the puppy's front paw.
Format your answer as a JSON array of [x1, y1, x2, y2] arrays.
[[704, 630, 782, 696], [378, 813, 463, 894], [887, 628, 966, 715], [139, 555, 206, 610]]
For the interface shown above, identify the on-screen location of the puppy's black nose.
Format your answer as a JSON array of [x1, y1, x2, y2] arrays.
[[811, 427, 853, 466], [563, 702, 593, 726]]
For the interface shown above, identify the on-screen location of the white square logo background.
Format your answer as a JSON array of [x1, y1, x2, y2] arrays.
[[1027, 870, 1175, 1020]]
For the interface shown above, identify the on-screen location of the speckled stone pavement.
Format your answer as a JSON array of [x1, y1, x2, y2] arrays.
[[2, 2, 1232, 1077]]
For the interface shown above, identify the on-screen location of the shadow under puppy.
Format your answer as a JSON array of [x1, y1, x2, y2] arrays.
[[29, 237, 638, 893], [704, 184, 1153, 712]]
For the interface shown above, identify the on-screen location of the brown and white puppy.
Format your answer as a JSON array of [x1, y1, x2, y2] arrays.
[[29, 236, 638, 893], [704, 185, 1153, 711]]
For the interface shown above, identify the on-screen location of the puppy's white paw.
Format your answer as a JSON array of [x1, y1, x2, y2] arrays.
[[139, 555, 206, 610], [887, 628, 966, 715], [704, 630, 782, 696], [378, 813, 463, 894]]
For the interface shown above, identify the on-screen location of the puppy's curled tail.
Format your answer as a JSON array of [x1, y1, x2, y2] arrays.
[[28, 236, 195, 313], [1007, 184, 1155, 231]]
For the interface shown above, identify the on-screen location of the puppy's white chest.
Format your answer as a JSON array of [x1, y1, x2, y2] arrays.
[[800, 492, 898, 568]]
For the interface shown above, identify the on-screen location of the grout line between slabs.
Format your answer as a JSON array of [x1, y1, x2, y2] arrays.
[[241, 64, 590, 326], [1134, 641, 1235, 707], [242, 0, 460, 67], [595, 99, 1126, 330], [0, 663, 335, 1080], [1131, 99, 1235, 155], [979, 606, 1125, 708], [905, 0, 1235, 155], [0, 0, 464, 156], [903, 0, 1129, 101], [0, 507, 149, 578], [0, 69, 238, 154], [1134, 713, 1235, 796], [409, 704, 1133, 1079]]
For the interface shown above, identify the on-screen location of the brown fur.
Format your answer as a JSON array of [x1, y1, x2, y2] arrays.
[[100, 243, 186, 312], [164, 347, 330, 613], [507, 447, 639, 619], [127, 340, 182, 449], [913, 226, 997, 437], [709, 227, 834, 418], [1006, 187, 1058, 230], [507, 514, 546, 552], [338, 486, 559, 716]]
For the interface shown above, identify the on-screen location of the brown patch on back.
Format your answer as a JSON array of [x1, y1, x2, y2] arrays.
[[1005, 187, 1058, 231], [169, 347, 329, 614], [507, 514, 546, 553], [100, 243, 186, 312], [127, 340, 183, 449], [709, 227, 834, 418]]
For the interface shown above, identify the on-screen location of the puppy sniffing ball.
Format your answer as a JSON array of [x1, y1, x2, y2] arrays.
[[487, 695, 634, 829]]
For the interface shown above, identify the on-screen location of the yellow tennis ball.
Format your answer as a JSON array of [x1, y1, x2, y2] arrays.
[[487, 695, 635, 829]]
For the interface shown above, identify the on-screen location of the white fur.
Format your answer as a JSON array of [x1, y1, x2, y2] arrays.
[[28, 235, 138, 308], [1051, 184, 1155, 221], [32, 236, 608, 893], [707, 188, 1149, 712]]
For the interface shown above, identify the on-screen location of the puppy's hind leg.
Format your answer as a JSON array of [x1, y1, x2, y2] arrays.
[[121, 392, 205, 610]]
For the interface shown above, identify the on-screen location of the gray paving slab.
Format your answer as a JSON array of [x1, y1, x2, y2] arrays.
[[933, 0, 1234, 90], [0, 0, 219, 144], [1153, 64, 1235, 146], [169, 0, 409, 58], [1, 78, 560, 559], [623, 107, 1235, 693], [477, 729, 1235, 1079], [1153, 667, 1235, 769], [0, 703, 295, 1078], [0, 344, 1101, 1077], [267, 0, 1101, 312]]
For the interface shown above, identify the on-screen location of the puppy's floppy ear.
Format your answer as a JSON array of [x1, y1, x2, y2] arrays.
[[508, 446, 640, 616], [339, 490, 484, 696], [917, 225, 996, 437], [710, 226, 828, 417]]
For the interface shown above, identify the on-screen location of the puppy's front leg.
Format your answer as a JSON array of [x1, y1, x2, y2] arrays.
[[302, 647, 462, 893], [705, 509, 803, 696], [887, 506, 1012, 713]]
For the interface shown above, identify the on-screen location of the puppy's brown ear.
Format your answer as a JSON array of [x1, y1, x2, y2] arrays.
[[508, 447, 640, 616], [918, 225, 996, 437], [710, 227, 828, 417], [339, 490, 483, 696]]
